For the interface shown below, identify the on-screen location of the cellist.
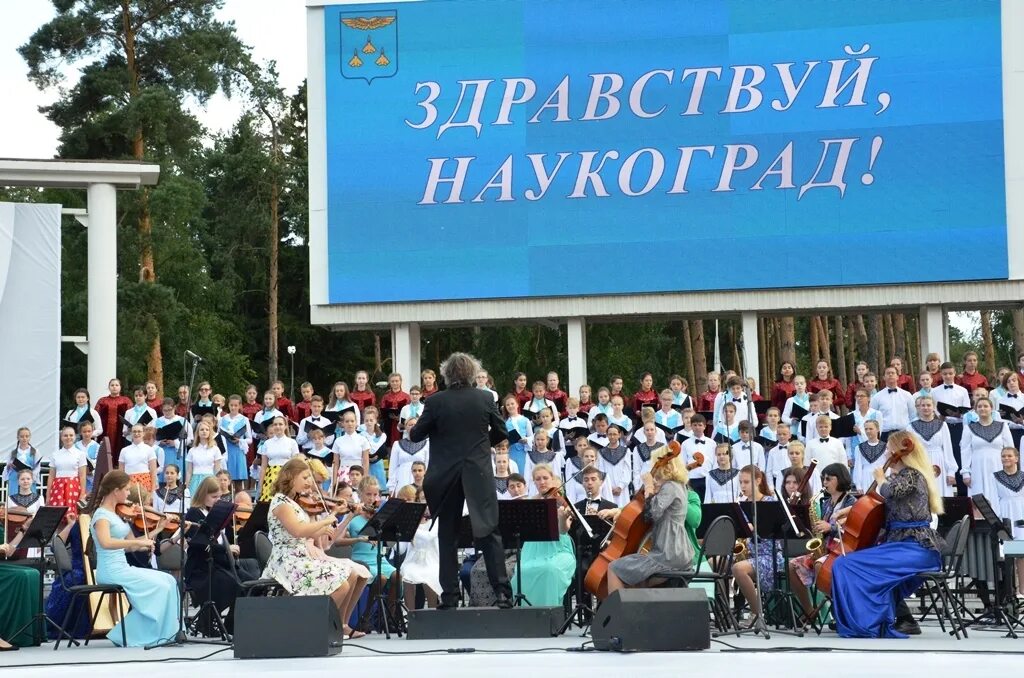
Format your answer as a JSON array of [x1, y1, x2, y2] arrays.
[[596, 444, 698, 596], [828, 431, 943, 637]]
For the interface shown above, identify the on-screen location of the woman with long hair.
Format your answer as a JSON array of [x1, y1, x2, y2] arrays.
[[86, 470, 179, 646], [829, 431, 944, 637]]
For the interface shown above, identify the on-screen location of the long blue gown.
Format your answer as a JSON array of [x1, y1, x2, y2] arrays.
[[513, 532, 575, 607], [90, 507, 180, 646]]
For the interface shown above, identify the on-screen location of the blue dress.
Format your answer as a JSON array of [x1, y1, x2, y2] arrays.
[[218, 415, 250, 481], [90, 507, 180, 646], [830, 468, 943, 638], [45, 526, 90, 640], [513, 532, 575, 607], [348, 514, 396, 579]]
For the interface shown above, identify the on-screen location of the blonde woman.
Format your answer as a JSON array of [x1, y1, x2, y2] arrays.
[[598, 442, 696, 595], [829, 431, 944, 638]]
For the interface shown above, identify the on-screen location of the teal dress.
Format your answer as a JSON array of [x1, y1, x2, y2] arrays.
[[513, 532, 575, 607], [90, 507, 180, 646], [347, 514, 396, 579]]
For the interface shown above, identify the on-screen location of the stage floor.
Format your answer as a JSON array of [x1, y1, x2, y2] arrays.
[[2, 621, 1022, 677]]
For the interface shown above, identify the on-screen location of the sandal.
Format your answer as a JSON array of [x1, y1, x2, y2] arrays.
[[0, 639, 18, 652], [343, 625, 366, 639]]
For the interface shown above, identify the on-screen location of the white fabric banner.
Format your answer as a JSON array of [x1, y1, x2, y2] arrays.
[[0, 202, 61, 461]]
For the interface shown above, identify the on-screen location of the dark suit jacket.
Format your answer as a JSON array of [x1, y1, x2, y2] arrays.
[[409, 385, 508, 519]]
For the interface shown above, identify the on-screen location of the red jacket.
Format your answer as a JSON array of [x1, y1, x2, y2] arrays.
[[95, 395, 132, 463], [697, 390, 719, 414], [957, 371, 989, 393], [770, 380, 796, 411], [351, 389, 376, 412], [808, 378, 845, 409], [632, 390, 659, 415]]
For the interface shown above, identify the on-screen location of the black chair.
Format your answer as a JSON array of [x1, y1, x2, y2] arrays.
[[686, 515, 739, 634], [916, 515, 971, 639], [51, 535, 128, 650], [239, 531, 284, 597]]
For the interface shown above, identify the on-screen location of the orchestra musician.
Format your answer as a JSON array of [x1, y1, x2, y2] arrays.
[[512, 464, 576, 606], [829, 432, 944, 637], [261, 457, 369, 638], [731, 465, 781, 627], [787, 463, 857, 624], [597, 445, 695, 595]]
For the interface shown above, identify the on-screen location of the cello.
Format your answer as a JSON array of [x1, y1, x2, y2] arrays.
[[816, 434, 913, 596], [583, 440, 684, 600]]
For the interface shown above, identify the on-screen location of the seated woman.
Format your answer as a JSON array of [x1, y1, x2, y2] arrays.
[[86, 470, 180, 647], [787, 463, 857, 624], [597, 443, 696, 594], [44, 510, 91, 641], [184, 477, 258, 635], [830, 431, 944, 638], [512, 464, 576, 606], [393, 485, 442, 610], [0, 519, 43, 649], [262, 457, 369, 639], [341, 476, 400, 625], [731, 464, 782, 628]]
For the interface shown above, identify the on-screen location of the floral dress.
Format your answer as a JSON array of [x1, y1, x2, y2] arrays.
[[262, 494, 352, 595]]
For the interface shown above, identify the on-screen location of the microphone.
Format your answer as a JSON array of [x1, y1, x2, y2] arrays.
[[185, 350, 205, 363]]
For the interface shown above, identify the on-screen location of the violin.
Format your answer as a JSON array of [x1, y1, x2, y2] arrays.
[[234, 505, 253, 528], [115, 502, 167, 533], [295, 492, 364, 518], [0, 506, 32, 525], [542, 485, 570, 509]]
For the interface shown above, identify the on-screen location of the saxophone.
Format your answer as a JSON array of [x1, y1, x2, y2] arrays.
[[804, 490, 827, 559]]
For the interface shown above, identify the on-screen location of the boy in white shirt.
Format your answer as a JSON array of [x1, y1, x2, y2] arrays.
[[803, 415, 847, 469]]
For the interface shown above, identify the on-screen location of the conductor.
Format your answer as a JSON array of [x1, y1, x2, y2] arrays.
[[410, 352, 513, 609]]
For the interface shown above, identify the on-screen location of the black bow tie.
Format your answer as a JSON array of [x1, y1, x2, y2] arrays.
[[888, 388, 898, 393], [742, 444, 750, 450], [732, 397, 742, 402], [944, 385, 953, 389], [778, 445, 787, 450], [819, 437, 829, 443], [1009, 394, 1018, 399]]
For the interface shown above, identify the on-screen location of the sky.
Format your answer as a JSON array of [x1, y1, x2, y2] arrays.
[[0, 0, 309, 159]]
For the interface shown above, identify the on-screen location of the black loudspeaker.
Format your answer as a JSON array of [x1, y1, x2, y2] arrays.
[[233, 595, 343, 659], [592, 588, 710, 652]]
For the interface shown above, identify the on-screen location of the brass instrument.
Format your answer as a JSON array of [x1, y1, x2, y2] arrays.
[[733, 539, 749, 561], [804, 489, 828, 559]]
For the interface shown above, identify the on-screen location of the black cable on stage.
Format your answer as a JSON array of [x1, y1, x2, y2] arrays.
[[1, 646, 232, 670]]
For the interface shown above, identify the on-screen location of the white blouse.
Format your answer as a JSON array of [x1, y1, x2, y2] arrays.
[[260, 435, 299, 467], [332, 433, 370, 468], [186, 443, 224, 474], [121, 443, 157, 475], [51, 447, 86, 478]]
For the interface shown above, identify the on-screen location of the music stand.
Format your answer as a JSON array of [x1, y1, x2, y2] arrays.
[[356, 499, 424, 639], [698, 503, 753, 540], [939, 496, 975, 532], [557, 499, 601, 635], [495, 499, 559, 607], [9, 505, 68, 645], [183, 500, 236, 642], [236, 501, 270, 560], [971, 494, 1022, 638], [745, 501, 808, 633]]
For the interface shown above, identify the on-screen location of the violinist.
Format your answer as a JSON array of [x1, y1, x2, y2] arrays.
[[6, 470, 43, 559], [341, 476, 400, 625], [121, 487, 177, 569], [829, 431, 944, 638], [596, 445, 696, 596], [85, 470, 179, 646], [183, 477, 258, 635], [511, 465, 576, 606], [787, 463, 856, 625], [262, 457, 369, 639]]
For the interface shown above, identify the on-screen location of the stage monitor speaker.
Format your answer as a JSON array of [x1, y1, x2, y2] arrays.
[[592, 588, 710, 652], [233, 595, 343, 659]]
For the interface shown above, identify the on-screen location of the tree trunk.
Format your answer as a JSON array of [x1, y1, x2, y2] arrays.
[[123, 1, 163, 392], [779, 316, 796, 366], [267, 174, 280, 383], [729, 321, 741, 375], [690, 319, 708, 392], [683, 321, 696, 391], [835, 314, 848, 386], [809, 316, 820, 368], [868, 315, 883, 376], [980, 310, 997, 377], [373, 333, 384, 376], [845, 316, 857, 380], [904, 316, 916, 371], [820, 316, 832, 368], [893, 313, 906, 363], [1012, 308, 1024, 362], [882, 314, 894, 366], [758, 317, 769, 395]]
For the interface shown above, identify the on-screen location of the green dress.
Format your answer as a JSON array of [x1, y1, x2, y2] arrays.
[[512, 532, 575, 607], [0, 562, 41, 646]]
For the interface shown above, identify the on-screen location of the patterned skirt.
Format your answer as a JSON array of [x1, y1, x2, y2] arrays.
[[49, 477, 83, 521], [260, 465, 283, 502], [128, 472, 154, 492]]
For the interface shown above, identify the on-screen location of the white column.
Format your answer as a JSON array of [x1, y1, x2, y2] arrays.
[[87, 183, 117, 398], [740, 311, 760, 389], [567, 317, 587, 394], [391, 322, 421, 385], [919, 305, 950, 363]]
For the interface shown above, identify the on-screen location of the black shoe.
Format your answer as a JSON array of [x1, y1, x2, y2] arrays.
[[894, 618, 922, 635], [495, 592, 513, 609], [437, 597, 460, 610]]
